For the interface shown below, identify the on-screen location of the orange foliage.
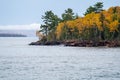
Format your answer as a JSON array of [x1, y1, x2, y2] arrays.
[[56, 22, 65, 39], [56, 6, 120, 39], [109, 20, 119, 32]]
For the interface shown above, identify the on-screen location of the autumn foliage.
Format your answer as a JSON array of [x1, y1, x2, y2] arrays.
[[56, 6, 120, 41], [38, 1, 120, 45]]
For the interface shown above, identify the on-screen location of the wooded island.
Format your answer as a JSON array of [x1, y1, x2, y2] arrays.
[[30, 2, 120, 47]]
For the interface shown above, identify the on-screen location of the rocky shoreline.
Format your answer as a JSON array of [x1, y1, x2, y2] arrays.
[[29, 40, 120, 47]]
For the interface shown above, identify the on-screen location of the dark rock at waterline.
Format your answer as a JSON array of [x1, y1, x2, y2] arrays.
[[29, 41, 41, 45], [44, 41, 61, 45], [29, 41, 61, 45], [64, 40, 120, 47], [29, 40, 120, 47]]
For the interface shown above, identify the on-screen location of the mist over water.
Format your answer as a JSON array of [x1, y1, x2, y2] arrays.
[[0, 37, 120, 80], [0, 30, 37, 37]]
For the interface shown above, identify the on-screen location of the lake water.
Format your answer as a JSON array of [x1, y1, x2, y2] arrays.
[[0, 37, 120, 80]]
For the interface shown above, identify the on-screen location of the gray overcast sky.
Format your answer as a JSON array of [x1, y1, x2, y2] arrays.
[[0, 0, 120, 29]]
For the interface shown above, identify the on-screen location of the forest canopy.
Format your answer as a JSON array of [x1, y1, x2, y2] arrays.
[[37, 2, 120, 44]]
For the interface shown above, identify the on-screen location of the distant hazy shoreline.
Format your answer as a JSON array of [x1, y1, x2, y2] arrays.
[[0, 30, 37, 37], [0, 33, 26, 37]]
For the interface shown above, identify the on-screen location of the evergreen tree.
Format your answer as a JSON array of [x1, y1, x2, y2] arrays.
[[62, 8, 76, 21], [84, 2, 103, 15]]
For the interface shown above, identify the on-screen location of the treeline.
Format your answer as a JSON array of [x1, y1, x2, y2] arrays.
[[38, 2, 120, 43]]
